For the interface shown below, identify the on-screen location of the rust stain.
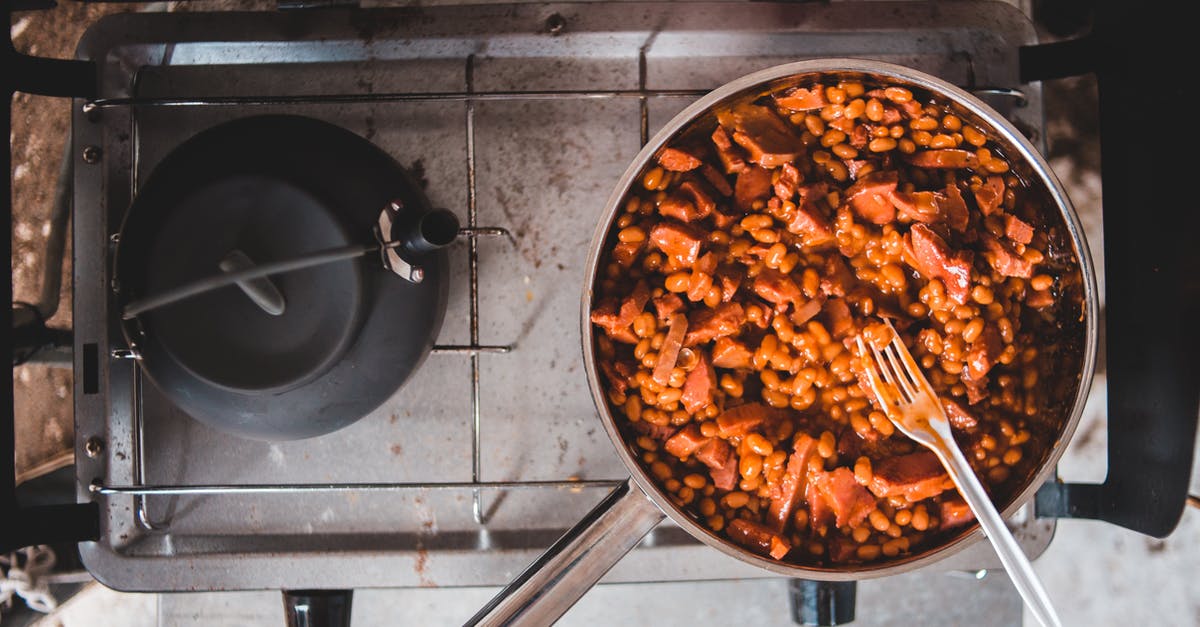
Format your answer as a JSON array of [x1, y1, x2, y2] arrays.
[[389, 413, 399, 424], [391, 443, 403, 456], [414, 547, 435, 588]]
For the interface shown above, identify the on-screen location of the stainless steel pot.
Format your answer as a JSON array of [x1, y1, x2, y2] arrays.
[[470, 59, 1099, 626]]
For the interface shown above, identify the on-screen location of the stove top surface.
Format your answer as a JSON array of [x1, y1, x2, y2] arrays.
[[72, 2, 1055, 610]]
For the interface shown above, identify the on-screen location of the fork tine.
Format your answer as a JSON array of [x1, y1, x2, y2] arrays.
[[889, 328, 937, 397], [855, 336, 895, 410], [882, 343, 919, 402], [870, 343, 905, 402]]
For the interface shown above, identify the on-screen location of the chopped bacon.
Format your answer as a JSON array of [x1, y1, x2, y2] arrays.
[[963, 324, 1002, 393], [823, 297, 855, 338], [711, 336, 753, 369], [867, 451, 949, 502], [940, 497, 976, 528], [1003, 213, 1034, 245], [664, 424, 708, 459], [696, 438, 739, 490], [619, 281, 651, 325], [774, 163, 802, 200], [881, 106, 902, 126], [753, 269, 804, 312], [845, 171, 898, 224], [767, 434, 819, 532], [908, 224, 973, 305], [681, 353, 717, 413], [773, 85, 828, 112], [942, 397, 979, 430], [820, 255, 856, 297], [611, 240, 642, 268], [942, 183, 970, 231], [658, 195, 698, 223], [981, 234, 1033, 278], [711, 127, 747, 174], [721, 104, 804, 168], [715, 402, 779, 437], [680, 180, 717, 220], [1027, 288, 1054, 308], [652, 293, 684, 322], [683, 302, 745, 347], [973, 175, 1005, 215], [652, 313, 688, 385], [849, 123, 869, 149], [735, 165, 773, 211], [628, 419, 677, 441], [806, 477, 833, 530], [904, 149, 977, 169], [811, 467, 878, 529], [701, 163, 734, 197], [787, 192, 835, 247], [650, 221, 705, 266], [715, 264, 745, 302], [656, 146, 703, 172], [590, 299, 636, 344], [790, 294, 825, 326], [598, 359, 631, 396], [727, 518, 792, 560]]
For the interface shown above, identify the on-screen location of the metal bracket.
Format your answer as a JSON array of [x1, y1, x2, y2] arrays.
[[374, 201, 425, 283]]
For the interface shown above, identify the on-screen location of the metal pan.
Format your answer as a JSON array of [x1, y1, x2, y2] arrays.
[[470, 59, 1098, 626]]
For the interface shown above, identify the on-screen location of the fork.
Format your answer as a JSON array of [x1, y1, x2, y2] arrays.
[[855, 324, 1063, 627]]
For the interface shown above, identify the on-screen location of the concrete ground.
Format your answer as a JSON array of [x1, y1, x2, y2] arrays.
[[10, 2, 1200, 626]]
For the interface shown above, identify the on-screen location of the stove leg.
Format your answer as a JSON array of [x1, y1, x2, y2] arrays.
[[788, 579, 856, 626], [283, 589, 353, 627]]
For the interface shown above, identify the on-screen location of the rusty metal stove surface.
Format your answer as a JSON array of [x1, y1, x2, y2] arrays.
[[72, 1, 1053, 599]]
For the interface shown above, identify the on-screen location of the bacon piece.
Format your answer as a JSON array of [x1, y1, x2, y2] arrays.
[[1027, 288, 1054, 308], [867, 451, 949, 502], [727, 518, 793, 560], [787, 185, 835, 247], [981, 234, 1032, 278], [658, 194, 698, 223], [845, 171, 898, 224], [611, 240, 642, 268], [941, 397, 979, 430], [820, 255, 855, 298], [664, 424, 707, 459], [905, 149, 977, 169], [806, 477, 833, 530], [701, 163, 733, 197], [652, 293, 684, 322], [880, 106, 902, 126], [773, 85, 828, 112], [940, 497, 976, 528], [973, 175, 1005, 215], [849, 124, 869, 149], [711, 127, 747, 174], [711, 336, 752, 369], [735, 165, 773, 211], [681, 353, 717, 413], [651, 313, 688, 385], [823, 298, 855, 338], [942, 182, 969, 231], [656, 146, 703, 172], [628, 420, 677, 441], [696, 438, 739, 490], [683, 302, 745, 347], [681, 180, 717, 220], [767, 434, 819, 532], [715, 264, 745, 302], [812, 467, 878, 529], [908, 224, 973, 305], [650, 221, 705, 266], [714, 402, 785, 438], [721, 104, 804, 168], [1003, 213, 1034, 245], [753, 269, 804, 312], [962, 324, 1002, 396], [774, 163, 801, 200]]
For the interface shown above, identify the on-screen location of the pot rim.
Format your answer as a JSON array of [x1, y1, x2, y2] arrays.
[[580, 58, 1099, 579]]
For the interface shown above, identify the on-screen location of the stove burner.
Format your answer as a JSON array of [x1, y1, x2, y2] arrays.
[[114, 115, 453, 440]]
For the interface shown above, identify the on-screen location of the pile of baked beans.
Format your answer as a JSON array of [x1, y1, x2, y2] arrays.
[[591, 76, 1083, 565]]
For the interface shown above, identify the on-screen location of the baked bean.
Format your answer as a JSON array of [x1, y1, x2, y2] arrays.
[[723, 491, 750, 509]]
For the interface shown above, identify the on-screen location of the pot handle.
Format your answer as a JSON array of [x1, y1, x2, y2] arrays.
[[466, 479, 664, 627]]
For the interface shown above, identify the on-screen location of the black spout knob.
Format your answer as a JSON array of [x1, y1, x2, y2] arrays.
[[789, 579, 856, 626], [394, 207, 460, 257]]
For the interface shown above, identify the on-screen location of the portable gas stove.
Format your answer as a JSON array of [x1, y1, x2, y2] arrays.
[[3, 2, 1196, 626]]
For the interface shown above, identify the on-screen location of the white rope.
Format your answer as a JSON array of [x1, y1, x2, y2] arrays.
[[0, 545, 59, 617]]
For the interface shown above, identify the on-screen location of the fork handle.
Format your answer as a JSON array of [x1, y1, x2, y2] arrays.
[[937, 442, 1063, 627]]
